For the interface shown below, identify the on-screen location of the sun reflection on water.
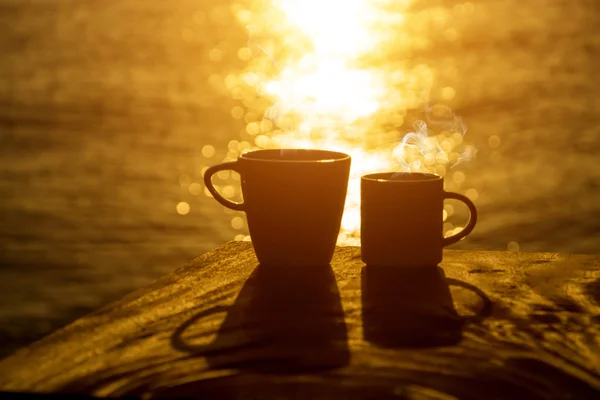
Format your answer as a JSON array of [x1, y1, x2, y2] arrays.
[[200, 0, 476, 245]]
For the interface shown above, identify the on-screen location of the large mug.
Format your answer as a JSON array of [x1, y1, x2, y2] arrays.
[[204, 149, 351, 267], [361, 172, 477, 267]]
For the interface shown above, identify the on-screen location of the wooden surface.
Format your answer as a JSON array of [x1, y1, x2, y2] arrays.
[[1, 242, 600, 399]]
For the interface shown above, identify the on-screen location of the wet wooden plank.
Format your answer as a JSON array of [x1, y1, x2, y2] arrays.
[[1, 242, 600, 399]]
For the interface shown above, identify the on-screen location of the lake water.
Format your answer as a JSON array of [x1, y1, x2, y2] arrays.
[[1, 0, 599, 356]]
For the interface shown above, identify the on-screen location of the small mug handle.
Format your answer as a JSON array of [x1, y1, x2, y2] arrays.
[[203, 161, 245, 211], [442, 191, 477, 246]]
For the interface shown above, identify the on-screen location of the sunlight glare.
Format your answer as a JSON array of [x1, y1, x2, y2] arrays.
[[219, 0, 474, 244]]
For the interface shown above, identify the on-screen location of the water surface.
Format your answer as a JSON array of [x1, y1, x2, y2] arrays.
[[0, 0, 599, 356]]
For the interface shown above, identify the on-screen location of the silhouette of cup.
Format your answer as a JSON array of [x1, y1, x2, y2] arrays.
[[204, 149, 351, 266], [361, 172, 477, 266]]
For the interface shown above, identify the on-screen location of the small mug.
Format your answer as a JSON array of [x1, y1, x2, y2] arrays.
[[204, 149, 351, 267], [361, 172, 477, 267]]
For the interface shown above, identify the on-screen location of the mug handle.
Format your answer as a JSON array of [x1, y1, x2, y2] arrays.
[[442, 191, 477, 246], [203, 161, 245, 211]]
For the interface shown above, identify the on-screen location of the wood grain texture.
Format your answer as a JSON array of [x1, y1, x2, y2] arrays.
[[1, 242, 600, 399]]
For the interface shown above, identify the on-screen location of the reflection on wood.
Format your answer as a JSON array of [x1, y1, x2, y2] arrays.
[[0, 242, 599, 399]]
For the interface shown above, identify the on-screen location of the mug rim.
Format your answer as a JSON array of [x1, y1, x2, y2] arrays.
[[240, 148, 350, 163], [362, 172, 442, 183]]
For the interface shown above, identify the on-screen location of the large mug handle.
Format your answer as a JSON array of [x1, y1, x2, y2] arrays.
[[203, 161, 245, 211], [442, 191, 477, 246]]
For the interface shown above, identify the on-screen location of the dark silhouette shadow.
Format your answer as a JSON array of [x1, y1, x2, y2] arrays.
[[172, 263, 350, 373], [362, 265, 492, 348], [584, 278, 600, 307]]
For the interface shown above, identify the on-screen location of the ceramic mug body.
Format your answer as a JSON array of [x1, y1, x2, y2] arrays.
[[205, 149, 351, 266], [361, 172, 477, 267]]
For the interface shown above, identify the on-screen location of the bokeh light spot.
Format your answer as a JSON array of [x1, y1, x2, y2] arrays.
[[231, 216, 245, 229], [228, 140, 240, 151], [507, 242, 520, 252], [465, 188, 478, 201], [452, 171, 466, 184], [464, 2, 475, 15], [443, 222, 454, 236], [231, 106, 245, 119], [201, 145, 215, 158], [239, 141, 252, 152], [255, 135, 270, 147], [442, 87, 456, 100], [451, 132, 463, 145], [236, 10, 252, 24], [217, 170, 231, 180], [222, 185, 235, 198], [246, 122, 260, 135], [488, 135, 501, 148], [391, 115, 404, 127], [207, 74, 223, 88], [444, 29, 458, 42], [209, 48, 223, 62], [260, 119, 273, 133], [490, 151, 502, 164], [237, 47, 252, 61], [181, 29, 195, 42], [176, 202, 190, 215], [193, 11, 206, 24], [210, 7, 227, 24], [189, 183, 203, 195], [244, 112, 258, 123], [179, 174, 192, 187]]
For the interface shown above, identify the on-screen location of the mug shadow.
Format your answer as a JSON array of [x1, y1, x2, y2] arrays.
[[362, 265, 492, 348], [172, 263, 350, 373]]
